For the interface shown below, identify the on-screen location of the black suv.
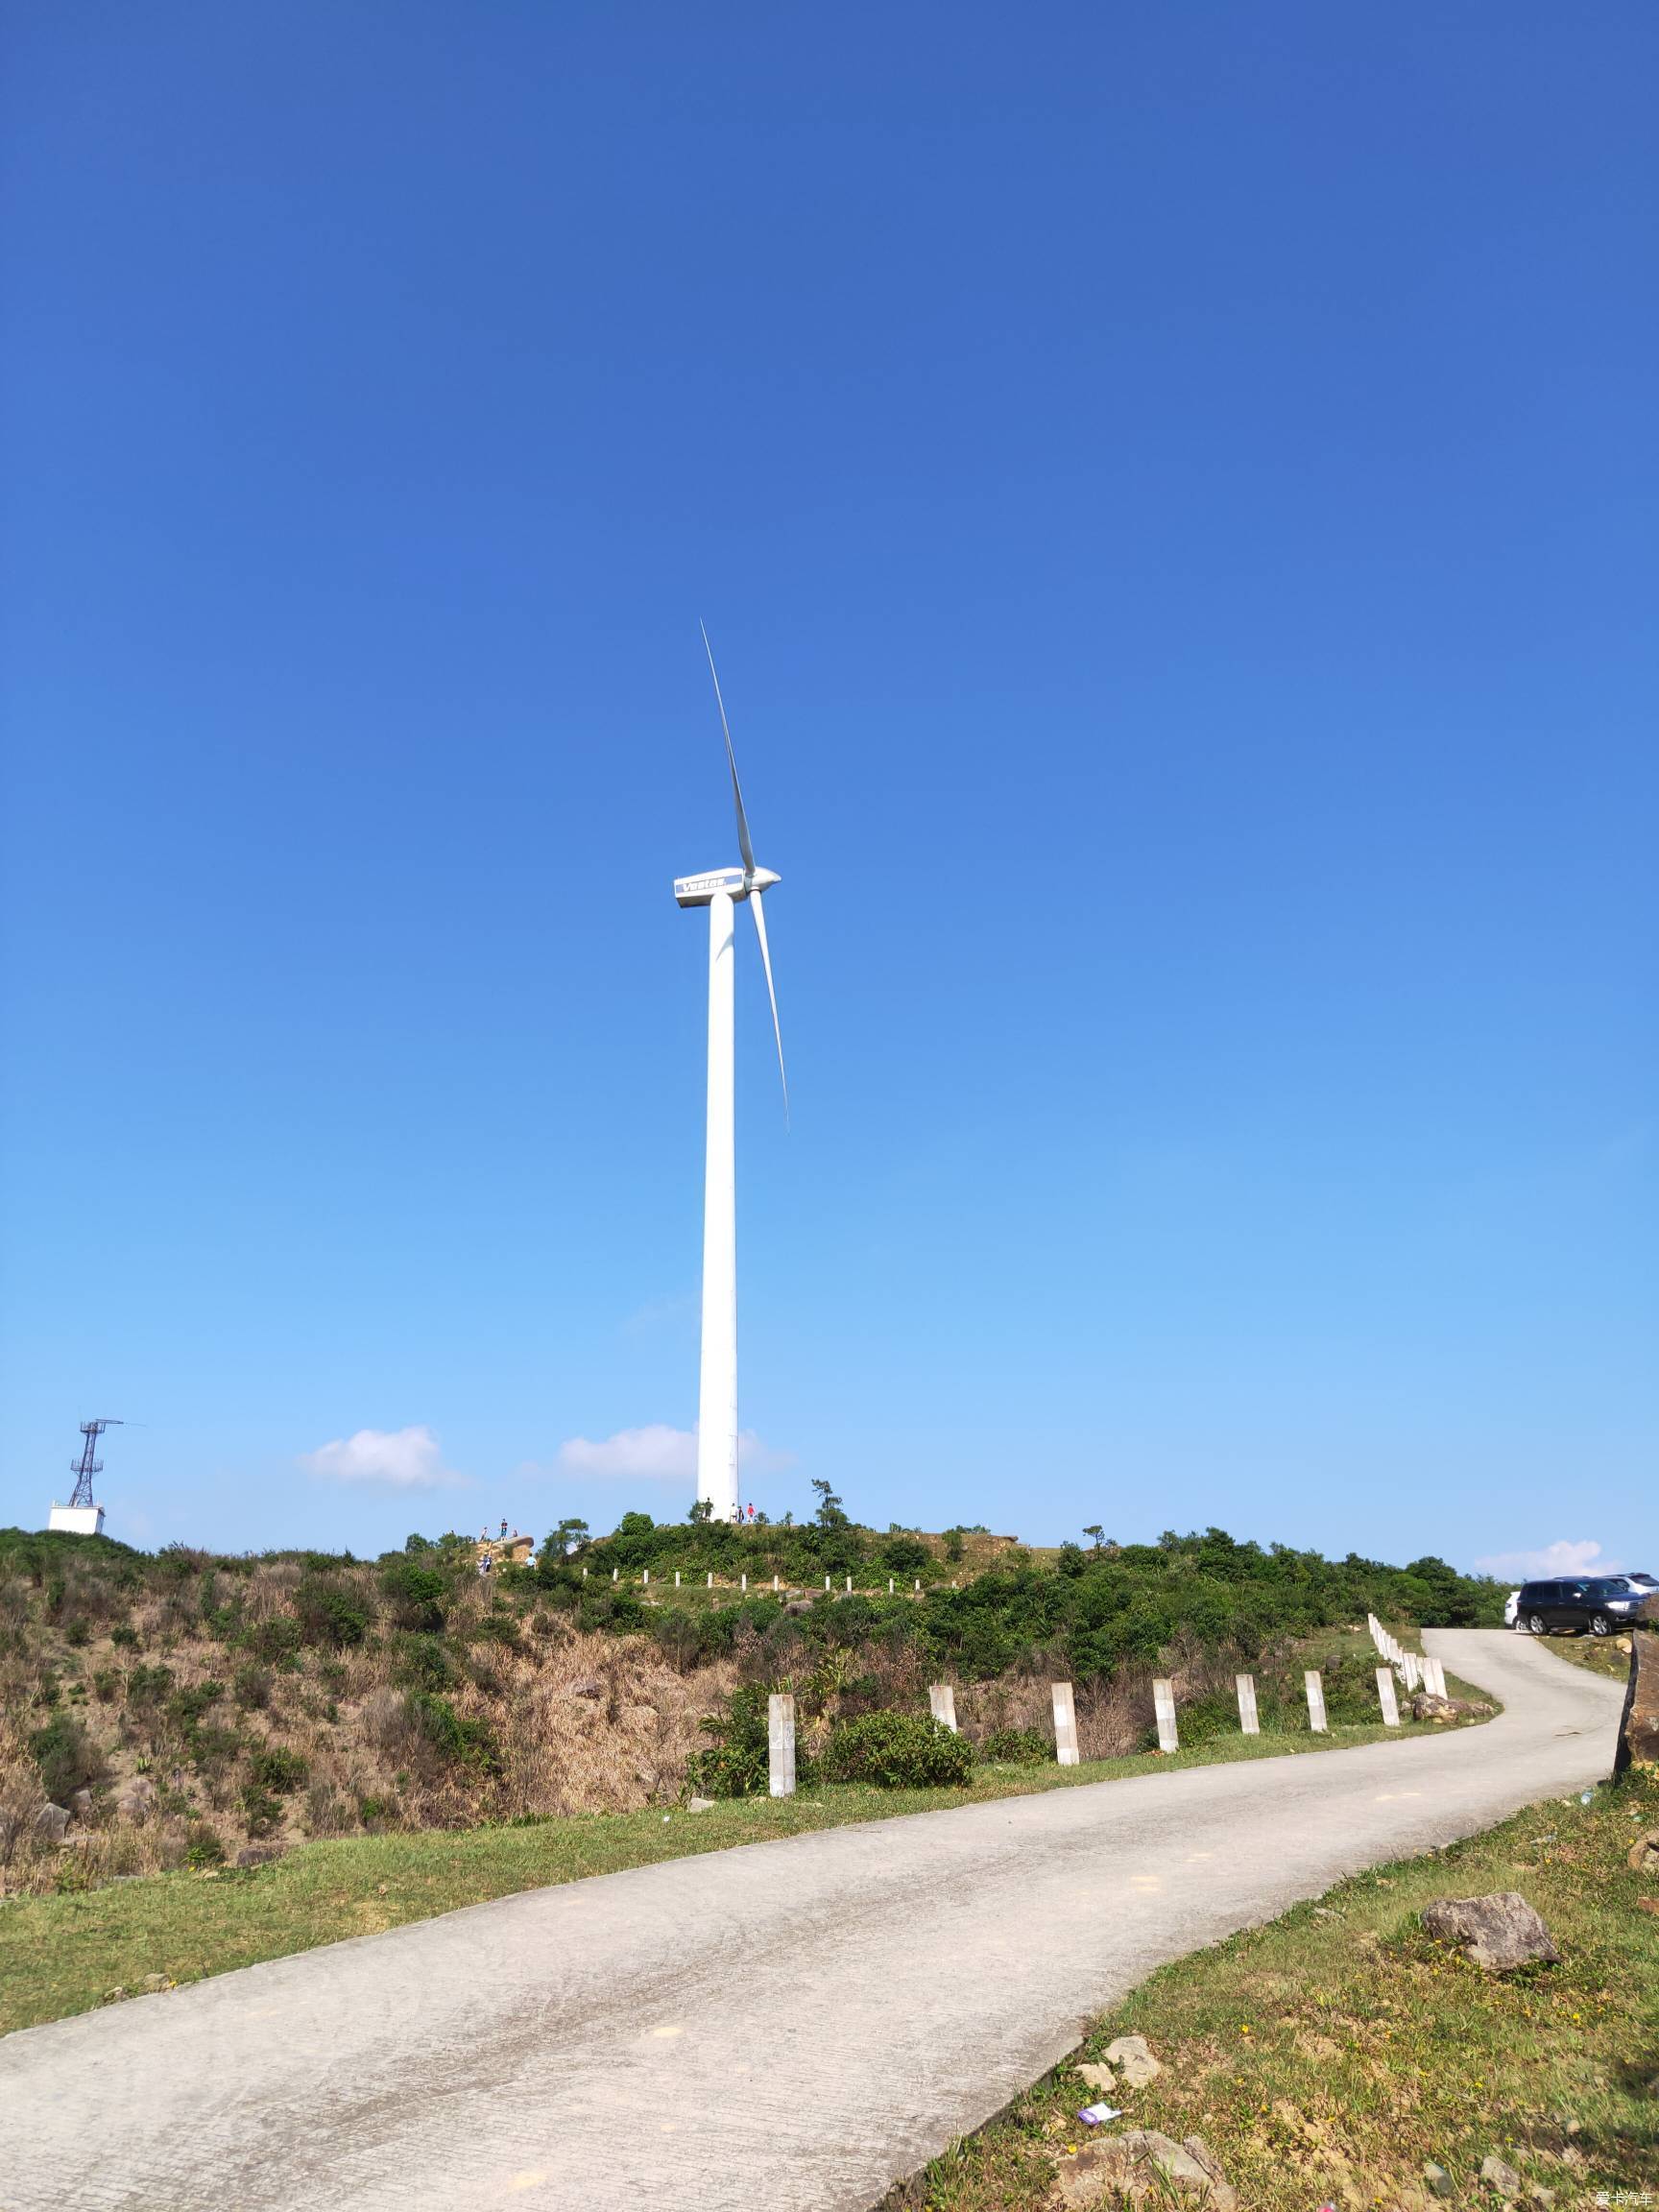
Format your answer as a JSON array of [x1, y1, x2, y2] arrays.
[[1517, 1576, 1649, 1637]]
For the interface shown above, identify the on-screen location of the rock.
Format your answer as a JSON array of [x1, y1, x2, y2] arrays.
[[233, 1844, 282, 1868], [35, 1803, 70, 1842], [1412, 1694, 1457, 1723], [1636, 1897, 1659, 1918], [568, 1678, 604, 1700], [685, 1797, 716, 1813], [101, 1986, 128, 2006], [139, 1973, 172, 1995], [1055, 2128, 1236, 2209], [115, 1775, 157, 1821], [1627, 1828, 1659, 1874], [1480, 2154, 1523, 2197], [1527, 2188, 1556, 2209], [1614, 1598, 1659, 1777], [68, 1789, 93, 1818], [1424, 2164, 1455, 2199], [1102, 2034, 1164, 2087], [1420, 1892, 1559, 1971], [1077, 2062, 1118, 2093]]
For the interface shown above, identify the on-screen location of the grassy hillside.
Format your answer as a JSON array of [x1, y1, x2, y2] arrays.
[[0, 1518, 1501, 1902]]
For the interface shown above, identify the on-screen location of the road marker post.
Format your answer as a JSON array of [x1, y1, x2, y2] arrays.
[[1376, 1669, 1401, 1726], [1304, 1670, 1328, 1733], [928, 1685, 957, 1732], [767, 1694, 797, 1798], [1152, 1679, 1179, 1755], [1236, 1673, 1260, 1735], [1051, 1682, 1081, 1766]]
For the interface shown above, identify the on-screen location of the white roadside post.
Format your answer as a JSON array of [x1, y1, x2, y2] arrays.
[[740, 1574, 747, 1591], [1236, 1674, 1260, 1736], [707, 1572, 713, 1588], [1403, 1651, 1421, 1693], [612, 1568, 618, 1583], [642, 1570, 649, 1586], [914, 1579, 921, 1594], [767, 1694, 796, 1798], [1152, 1679, 1179, 1755], [1376, 1669, 1401, 1726], [773, 1575, 780, 1592], [888, 1577, 894, 1594], [582, 1567, 588, 1581], [1304, 1671, 1328, 1733], [1051, 1682, 1080, 1767], [674, 1571, 681, 1588], [1426, 1657, 1447, 1698], [928, 1685, 957, 1732], [845, 1575, 852, 1594]]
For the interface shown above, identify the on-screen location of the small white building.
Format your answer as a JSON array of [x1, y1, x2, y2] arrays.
[[48, 1503, 105, 1537]]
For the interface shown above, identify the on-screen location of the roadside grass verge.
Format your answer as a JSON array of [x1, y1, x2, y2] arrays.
[[1527, 1629, 1636, 1685], [886, 1769, 1659, 2209], [1, 1711, 1474, 2036]]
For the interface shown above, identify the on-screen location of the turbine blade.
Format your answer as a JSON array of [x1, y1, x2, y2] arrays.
[[749, 889, 788, 1125], [700, 620, 756, 878]]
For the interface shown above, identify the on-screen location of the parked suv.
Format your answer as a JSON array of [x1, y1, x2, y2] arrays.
[[1516, 1576, 1649, 1637]]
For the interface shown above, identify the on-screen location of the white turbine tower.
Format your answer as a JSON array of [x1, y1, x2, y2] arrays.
[[675, 627, 787, 1522]]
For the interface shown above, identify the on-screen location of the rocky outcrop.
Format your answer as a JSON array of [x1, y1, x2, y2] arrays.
[[1055, 2128, 1236, 2209], [1421, 1891, 1558, 1971], [1614, 1593, 1659, 1779]]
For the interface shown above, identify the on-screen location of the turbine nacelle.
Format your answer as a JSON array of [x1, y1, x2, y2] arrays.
[[674, 865, 781, 909]]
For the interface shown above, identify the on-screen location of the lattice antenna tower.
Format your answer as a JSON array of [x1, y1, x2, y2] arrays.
[[69, 1420, 122, 1510]]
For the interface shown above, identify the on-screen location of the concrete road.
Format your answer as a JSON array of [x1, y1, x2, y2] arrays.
[[0, 1630, 1623, 2212]]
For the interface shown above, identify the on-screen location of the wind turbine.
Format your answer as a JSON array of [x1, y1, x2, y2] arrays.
[[674, 627, 787, 1521]]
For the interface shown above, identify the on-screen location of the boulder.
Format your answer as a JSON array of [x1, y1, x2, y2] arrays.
[[685, 1797, 716, 1813], [1421, 1892, 1559, 1971], [1615, 1599, 1659, 1776], [568, 1678, 604, 1700], [233, 1843, 283, 1868], [1424, 2165, 1455, 2199], [1055, 2128, 1236, 2209], [139, 1973, 172, 1995], [1480, 2153, 1524, 2198], [115, 1775, 157, 1822], [34, 1803, 70, 1843], [1628, 1829, 1659, 1875], [68, 1789, 94, 1819], [1412, 1693, 1493, 1721], [1077, 2063, 1118, 2094], [1102, 2034, 1164, 2088]]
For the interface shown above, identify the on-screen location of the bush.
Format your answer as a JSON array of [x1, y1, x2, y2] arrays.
[[380, 1557, 446, 1633], [977, 1726, 1049, 1766], [821, 1709, 975, 1790], [394, 1635, 457, 1693], [249, 1745, 308, 1794], [685, 1685, 778, 1799], [232, 1664, 271, 1710], [28, 1714, 103, 1802], [246, 1616, 301, 1668], [294, 1578, 371, 1650], [409, 1693, 500, 1773], [185, 1822, 227, 1868]]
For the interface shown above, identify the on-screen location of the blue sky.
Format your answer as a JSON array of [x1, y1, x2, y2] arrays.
[[2, 4, 1654, 1575]]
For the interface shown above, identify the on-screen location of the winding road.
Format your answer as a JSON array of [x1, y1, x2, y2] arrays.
[[0, 1629, 1624, 2212]]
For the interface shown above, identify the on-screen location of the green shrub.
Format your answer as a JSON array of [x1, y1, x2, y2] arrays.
[[28, 1714, 103, 1801], [685, 1684, 815, 1799], [294, 1579, 371, 1650], [394, 1635, 457, 1693], [167, 1681, 226, 1728], [64, 1617, 90, 1647], [232, 1664, 271, 1709], [185, 1822, 227, 1868], [409, 1693, 500, 1773], [241, 1785, 282, 1836], [110, 1623, 139, 1650], [977, 1725, 1049, 1765], [821, 1709, 975, 1789], [249, 1745, 308, 1794], [125, 1664, 175, 1704], [246, 1616, 302, 1668], [380, 1557, 447, 1633]]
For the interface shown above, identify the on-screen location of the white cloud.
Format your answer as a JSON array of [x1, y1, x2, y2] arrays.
[[301, 1425, 464, 1490], [1473, 1537, 1623, 1582], [551, 1424, 795, 1483]]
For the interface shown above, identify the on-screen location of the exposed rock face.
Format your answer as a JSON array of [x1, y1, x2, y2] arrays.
[[1054, 2128, 1237, 2209], [1614, 1594, 1659, 1779], [114, 1775, 157, 1822], [1421, 1891, 1559, 1971]]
